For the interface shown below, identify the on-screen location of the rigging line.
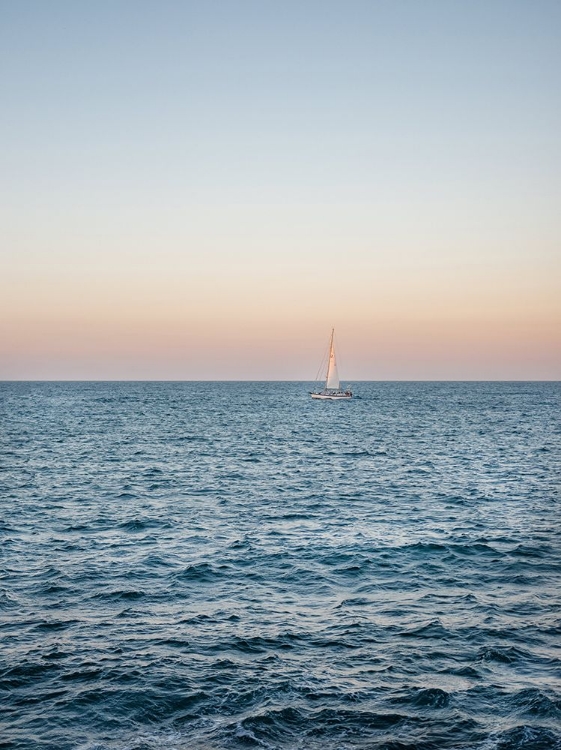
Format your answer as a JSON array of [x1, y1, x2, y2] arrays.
[[313, 335, 331, 383], [314, 354, 327, 383]]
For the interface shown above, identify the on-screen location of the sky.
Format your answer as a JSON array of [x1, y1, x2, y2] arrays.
[[1, 0, 560, 380]]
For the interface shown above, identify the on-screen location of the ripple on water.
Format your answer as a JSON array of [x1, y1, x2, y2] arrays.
[[0, 381, 559, 750]]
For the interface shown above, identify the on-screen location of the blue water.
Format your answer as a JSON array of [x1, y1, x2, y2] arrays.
[[1, 381, 560, 750]]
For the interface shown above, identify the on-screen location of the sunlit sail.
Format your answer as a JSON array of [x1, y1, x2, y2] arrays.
[[311, 329, 353, 400]]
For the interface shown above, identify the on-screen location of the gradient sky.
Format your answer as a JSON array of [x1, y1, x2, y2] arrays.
[[1, 0, 560, 379]]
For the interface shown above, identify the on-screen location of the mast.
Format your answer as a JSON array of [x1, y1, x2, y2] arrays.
[[325, 328, 340, 390], [325, 328, 334, 387]]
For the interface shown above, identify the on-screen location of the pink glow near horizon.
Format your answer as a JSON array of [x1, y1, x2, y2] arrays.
[[1, 3, 560, 379]]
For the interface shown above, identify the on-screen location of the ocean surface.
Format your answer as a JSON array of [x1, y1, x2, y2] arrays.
[[1, 381, 560, 750]]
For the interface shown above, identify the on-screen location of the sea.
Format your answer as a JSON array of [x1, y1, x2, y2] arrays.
[[1, 381, 560, 750]]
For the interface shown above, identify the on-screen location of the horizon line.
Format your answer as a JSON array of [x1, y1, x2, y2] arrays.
[[1, 379, 559, 384]]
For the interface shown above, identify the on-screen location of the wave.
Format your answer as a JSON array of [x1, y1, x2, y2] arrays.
[[2, 380, 560, 749]]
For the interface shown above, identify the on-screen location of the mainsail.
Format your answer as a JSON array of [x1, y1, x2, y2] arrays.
[[311, 328, 352, 399], [325, 330, 340, 390]]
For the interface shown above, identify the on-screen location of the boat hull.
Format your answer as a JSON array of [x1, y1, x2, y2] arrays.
[[311, 392, 352, 400], [311, 330, 352, 399]]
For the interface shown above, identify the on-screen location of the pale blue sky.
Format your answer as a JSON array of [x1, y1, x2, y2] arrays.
[[1, 1, 560, 379]]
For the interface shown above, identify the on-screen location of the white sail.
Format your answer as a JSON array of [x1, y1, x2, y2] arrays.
[[311, 328, 352, 399], [325, 331, 340, 390]]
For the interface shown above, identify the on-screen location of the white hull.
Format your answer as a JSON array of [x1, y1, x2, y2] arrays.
[[311, 329, 352, 400], [311, 391, 352, 400]]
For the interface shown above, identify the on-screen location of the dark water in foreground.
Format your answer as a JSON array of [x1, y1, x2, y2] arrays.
[[1, 381, 560, 750]]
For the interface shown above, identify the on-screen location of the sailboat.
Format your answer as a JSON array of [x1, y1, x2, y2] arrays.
[[311, 329, 353, 400]]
